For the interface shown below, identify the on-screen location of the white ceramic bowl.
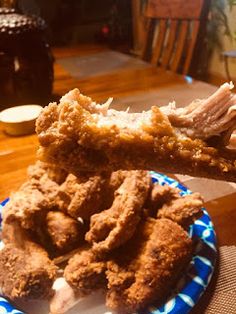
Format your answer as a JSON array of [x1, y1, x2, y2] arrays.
[[0, 104, 42, 136]]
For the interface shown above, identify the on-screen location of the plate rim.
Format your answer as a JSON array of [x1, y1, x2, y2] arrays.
[[148, 171, 217, 314]]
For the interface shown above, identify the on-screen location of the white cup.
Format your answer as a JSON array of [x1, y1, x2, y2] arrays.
[[0, 104, 43, 136]]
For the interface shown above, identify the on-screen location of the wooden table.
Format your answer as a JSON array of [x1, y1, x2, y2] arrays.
[[0, 44, 235, 312]]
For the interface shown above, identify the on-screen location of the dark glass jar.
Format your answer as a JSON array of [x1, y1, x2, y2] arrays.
[[0, 7, 54, 108]]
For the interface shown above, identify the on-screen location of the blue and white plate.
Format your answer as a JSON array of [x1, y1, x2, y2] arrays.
[[0, 172, 217, 314]]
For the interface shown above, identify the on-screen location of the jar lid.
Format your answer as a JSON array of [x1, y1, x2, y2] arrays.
[[0, 7, 15, 15], [0, 11, 46, 35]]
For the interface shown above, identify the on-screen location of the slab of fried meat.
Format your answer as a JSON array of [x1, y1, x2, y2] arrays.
[[36, 83, 236, 181]]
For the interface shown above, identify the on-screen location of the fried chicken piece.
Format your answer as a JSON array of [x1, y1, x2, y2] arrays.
[[50, 245, 102, 314], [145, 184, 180, 216], [0, 222, 57, 301], [57, 173, 108, 220], [46, 211, 86, 253], [3, 162, 61, 230], [57, 170, 132, 220], [3, 181, 53, 230], [157, 192, 203, 229], [145, 183, 203, 228], [2, 162, 68, 254], [36, 83, 236, 182], [64, 249, 107, 296], [85, 171, 151, 252], [28, 160, 68, 185], [102, 170, 134, 209], [106, 218, 192, 314]]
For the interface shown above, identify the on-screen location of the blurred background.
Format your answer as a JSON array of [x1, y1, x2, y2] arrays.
[[0, 0, 235, 108]]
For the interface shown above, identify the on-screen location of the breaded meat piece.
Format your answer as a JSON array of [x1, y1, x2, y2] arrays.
[[3, 162, 61, 230], [64, 249, 107, 296], [57, 170, 133, 221], [145, 183, 180, 216], [28, 160, 68, 185], [145, 183, 203, 228], [46, 211, 86, 253], [36, 83, 236, 181], [85, 171, 151, 253], [157, 192, 203, 229], [50, 248, 107, 314], [57, 173, 108, 220], [106, 218, 192, 314], [0, 222, 57, 301]]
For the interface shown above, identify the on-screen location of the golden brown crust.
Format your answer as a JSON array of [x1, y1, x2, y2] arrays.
[[3, 161, 61, 230], [46, 211, 86, 253], [85, 171, 151, 253], [157, 193, 203, 229], [64, 249, 107, 296], [36, 90, 236, 182], [145, 184, 203, 228], [1, 158, 205, 311], [106, 218, 192, 313], [57, 173, 108, 220], [27, 160, 68, 185], [0, 222, 57, 301]]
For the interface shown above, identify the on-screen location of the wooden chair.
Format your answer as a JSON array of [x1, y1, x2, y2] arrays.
[[142, 0, 211, 75]]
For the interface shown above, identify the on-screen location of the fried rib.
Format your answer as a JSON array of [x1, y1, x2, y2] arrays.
[[36, 83, 236, 181], [106, 218, 192, 314], [85, 171, 151, 252]]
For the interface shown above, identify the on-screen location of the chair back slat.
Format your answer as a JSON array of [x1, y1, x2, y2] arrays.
[[142, 0, 210, 75], [142, 19, 156, 61], [146, 0, 205, 19], [183, 21, 200, 74], [151, 19, 167, 65], [161, 20, 178, 68], [170, 20, 189, 72]]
